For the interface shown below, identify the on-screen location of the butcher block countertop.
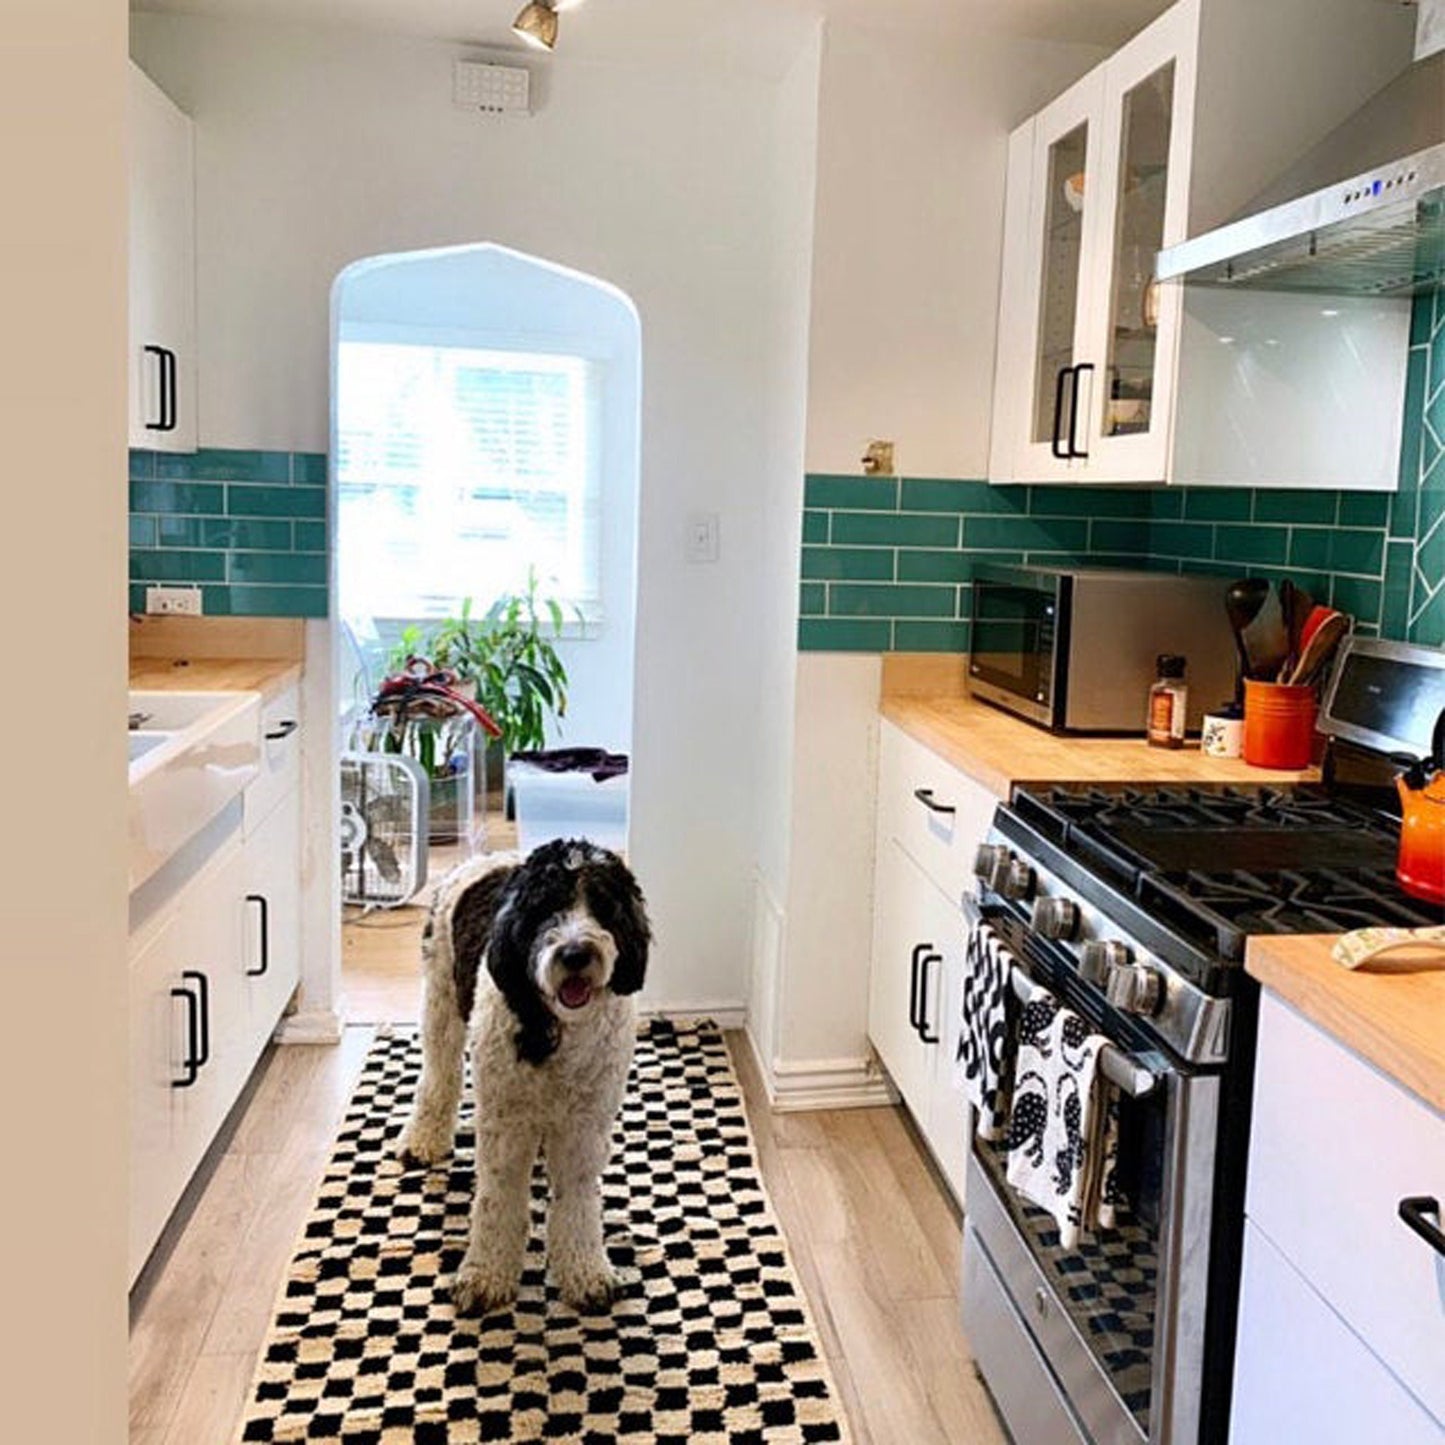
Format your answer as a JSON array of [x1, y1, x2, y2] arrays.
[[1247, 935, 1445, 1116], [129, 655, 301, 700], [881, 694, 1318, 800]]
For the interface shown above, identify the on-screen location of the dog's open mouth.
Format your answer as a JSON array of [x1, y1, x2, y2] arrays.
[[557, 976, 594, 1011]]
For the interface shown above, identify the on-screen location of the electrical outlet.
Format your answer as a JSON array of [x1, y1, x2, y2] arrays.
[[686, 512, 720, 564], [145, 585, 203, 616]]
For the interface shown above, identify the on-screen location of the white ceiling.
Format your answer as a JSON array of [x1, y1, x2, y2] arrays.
[[131, 0, 1174, 70]]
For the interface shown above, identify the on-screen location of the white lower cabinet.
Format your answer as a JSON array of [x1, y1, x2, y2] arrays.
[[1231, 992, 1445, 1440], [869, 719, 999, 1205], [128, 702, 304, 1286]]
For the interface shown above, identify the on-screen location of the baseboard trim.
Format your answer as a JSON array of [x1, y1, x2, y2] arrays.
[[274, 1008, 345, 1045], [746, 1033, 899, 1112], [639, 1000, 748, 1031]]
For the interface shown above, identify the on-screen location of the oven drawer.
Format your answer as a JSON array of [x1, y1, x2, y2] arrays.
[[877, 718, 998, 895], [1246, 991, 1445, 1426]]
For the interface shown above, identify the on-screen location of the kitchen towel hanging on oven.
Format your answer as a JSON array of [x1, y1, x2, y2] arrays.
[[956, 917, 1015, 1141], [1005, 994, 1123, 1250]]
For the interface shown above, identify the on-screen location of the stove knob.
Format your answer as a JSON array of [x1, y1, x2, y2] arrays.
[[1001, 857, 1036, 901], [973, 844, 1012, 891], [1105, 962, 1165, 1017], [1033, 897, 1080, 941], [1080, 939, 1132, 983]]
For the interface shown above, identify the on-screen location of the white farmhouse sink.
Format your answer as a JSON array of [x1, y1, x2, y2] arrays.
[[128, 689, 261, 890]]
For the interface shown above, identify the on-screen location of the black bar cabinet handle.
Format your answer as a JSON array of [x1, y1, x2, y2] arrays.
[[1050, 365, 1073, 460], [913, 788, 956, 817], [917, 951, 941, 1043], [245, 894, 270, 977], [1069, 363, 1094, 459], [143, 345, 169, 431], [908, 943, 928, 1031], [170, 984, 199, 1089], [182, 969, 210, 1067], [265, 719, 299, 741], [1399, 1196, 1445, 1258], [165, 347, 179, 431]]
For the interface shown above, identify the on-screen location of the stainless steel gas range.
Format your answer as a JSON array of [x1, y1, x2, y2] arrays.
[[959, 637, 1445, 1445]]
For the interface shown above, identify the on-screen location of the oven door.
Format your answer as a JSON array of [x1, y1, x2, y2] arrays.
[[961, 899, 1221, 1445], [968, 573, 1064, 729]]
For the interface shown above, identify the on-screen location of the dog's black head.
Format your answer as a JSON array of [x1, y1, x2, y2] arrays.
[[486, 839, 651, 1065]]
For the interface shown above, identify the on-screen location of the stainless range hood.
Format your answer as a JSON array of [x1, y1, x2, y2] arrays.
[[1159, 15, 1445, 296]]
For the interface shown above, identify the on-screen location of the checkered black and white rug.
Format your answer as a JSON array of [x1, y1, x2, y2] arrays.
[[238, 1019, 847, 1443]]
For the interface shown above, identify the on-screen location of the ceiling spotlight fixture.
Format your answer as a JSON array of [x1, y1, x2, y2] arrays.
[[512, 0, 560, 51]]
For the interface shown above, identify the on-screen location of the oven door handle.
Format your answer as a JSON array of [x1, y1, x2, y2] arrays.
[[1008, 964, 1161, 1098]]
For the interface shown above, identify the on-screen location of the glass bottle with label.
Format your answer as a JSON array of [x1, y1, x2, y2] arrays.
[[1147, 654, 1187, 749]]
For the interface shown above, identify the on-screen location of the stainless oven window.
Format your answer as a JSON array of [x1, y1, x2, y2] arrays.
[[971, 581, 1055, 704]]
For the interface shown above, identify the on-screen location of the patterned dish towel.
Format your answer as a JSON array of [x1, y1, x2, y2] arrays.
[[1005, 991, 1122, 1250], [955, 917, 1014, 1140]]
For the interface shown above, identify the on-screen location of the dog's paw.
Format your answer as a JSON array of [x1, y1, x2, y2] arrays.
[[451, 1261, 518, 1318], [394, 1125, 451, 1169], [556, 1262, 627, 1312]]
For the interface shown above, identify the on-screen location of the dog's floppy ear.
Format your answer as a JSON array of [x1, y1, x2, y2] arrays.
[[486, 883, 559, 1066], [593, 860, 651, 997]]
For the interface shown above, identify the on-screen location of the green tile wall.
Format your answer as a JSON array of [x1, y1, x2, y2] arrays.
[[799, 289, 1444, 654], [129, 449, 329, 618]]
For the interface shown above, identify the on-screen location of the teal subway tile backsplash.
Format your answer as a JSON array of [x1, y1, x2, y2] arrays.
[[799, 288, 1443, 655], [129, 448, 328, 618]]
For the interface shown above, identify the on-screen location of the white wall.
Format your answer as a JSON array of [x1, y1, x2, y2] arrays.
[[2, 0, 129, 1435], [336, 244, 641, 756], [132, 14, 822, 1015], [762, 20, 1105, 1090]]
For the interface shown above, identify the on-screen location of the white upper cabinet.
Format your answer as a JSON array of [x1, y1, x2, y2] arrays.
[[989, 0, 1417, 488], [129, 62, 197, 453]]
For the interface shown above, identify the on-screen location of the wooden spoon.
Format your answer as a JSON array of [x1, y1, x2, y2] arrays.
[[1288, 611, 1350, 687]]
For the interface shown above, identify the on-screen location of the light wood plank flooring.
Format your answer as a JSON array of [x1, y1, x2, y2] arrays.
[[131, 846, 1005, 1444]]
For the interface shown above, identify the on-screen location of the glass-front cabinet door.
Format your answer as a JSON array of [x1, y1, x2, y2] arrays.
[[1011, 72, 1105, 481], [1078, 2, 1196, 481]]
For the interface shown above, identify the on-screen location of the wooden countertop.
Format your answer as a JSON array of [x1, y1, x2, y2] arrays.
[[1247, 935, 1445, 1116], [129, 656, 301, 700], [882, 694, 1318, 800]]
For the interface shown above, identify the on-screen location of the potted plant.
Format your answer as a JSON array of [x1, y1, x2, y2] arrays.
[[388, 568, 575, 810]]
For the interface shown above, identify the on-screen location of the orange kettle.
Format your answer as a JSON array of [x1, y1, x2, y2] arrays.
[[1396, 707, 1445, 906]]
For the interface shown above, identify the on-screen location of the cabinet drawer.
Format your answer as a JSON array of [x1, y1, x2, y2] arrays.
[[1232, 1222, 1442, 1445], [878, 718, 998, 897], [1247, 991, 1445, 1425], [244, 683, 301, 834]]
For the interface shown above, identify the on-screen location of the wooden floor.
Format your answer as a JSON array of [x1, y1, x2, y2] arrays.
[[130, 836, 1005, 1445]]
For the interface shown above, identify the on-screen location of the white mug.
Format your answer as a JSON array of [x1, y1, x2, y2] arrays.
[[1201, 713, 1244, 759]]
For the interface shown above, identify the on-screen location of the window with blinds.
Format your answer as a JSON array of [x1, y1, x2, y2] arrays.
[[336, 340, 601, 622]]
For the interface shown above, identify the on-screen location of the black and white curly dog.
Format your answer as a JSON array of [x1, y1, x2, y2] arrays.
[[396, 839, 650, 1315]]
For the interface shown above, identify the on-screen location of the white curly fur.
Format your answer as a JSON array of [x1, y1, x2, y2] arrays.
[[396, 851, 637, 1314]]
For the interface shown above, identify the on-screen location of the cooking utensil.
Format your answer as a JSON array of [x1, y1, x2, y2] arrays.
[[1275, 581, 1315, 681], [1224, 578, 1269, 691], [1239, 583, 1290, 683], [1297, 603, 1332, 653], [1287, 610, 1349, 687]]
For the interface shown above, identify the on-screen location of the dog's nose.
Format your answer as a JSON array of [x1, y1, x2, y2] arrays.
[[557, 942, 596, 973]]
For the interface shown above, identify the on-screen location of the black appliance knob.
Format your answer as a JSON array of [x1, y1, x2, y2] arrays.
[[1105, 962, 1165, 1016], [973, 844, 1012, 891], [1001, 857, 1036, 901], [1034, 896, 1080, 941], [1080, 939, 1132, 982]]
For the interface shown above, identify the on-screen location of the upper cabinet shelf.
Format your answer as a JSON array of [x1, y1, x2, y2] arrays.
[[988, 0, 1418, 491], [129, 62, 198, 455]]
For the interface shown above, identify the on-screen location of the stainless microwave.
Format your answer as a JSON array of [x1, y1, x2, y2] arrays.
[[967, 564, 1239, 734]]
